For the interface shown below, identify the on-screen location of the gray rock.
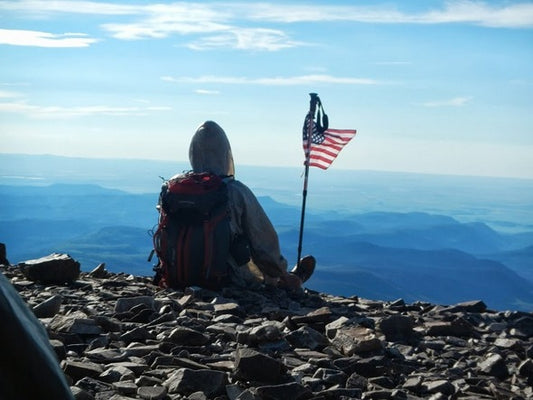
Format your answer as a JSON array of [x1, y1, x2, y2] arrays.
[[443, 300, 487, 313], [120, 326, 155, 343], [70, 385, 94, 400], [164, 368, 227, 396], [478, 353, 509, 379], [317, 387, 363, 399], [330, 326, 382, 355], [62, 360, 104, 382], [518, 358, 533, 379], [50, 339, 68, 360], [214, 301, 245, 317], [115, 295, 154, 313], [168, 326, 209, 345], [85, 348, 127, 364], [425, 317, 473, 337], [351, 356, 391, 378], [379, 314, 415, 342], [422, 379, 455, 396], [74, 377, 111, 396], [89, 263, 108, 278], [324, 316, 350, 339], [94, 315, 122, 332], [137, 385, 167, 400], [99, 365, 135, 383], [346, 372, 369, 390], [112, 381, 137, 395], [234, 348, 285, 384], [106, 361, 148, 376], [247, 322, 283, 344], [123, 344, 160, 358], [312, 367, 347, 385], [19, 253, 80, 284], [50, 312, 102, 335], [255, 382, 312, 400], [286, 325, 328, 350], [33, 294, 63, 318], [512, 315, 533, 337]]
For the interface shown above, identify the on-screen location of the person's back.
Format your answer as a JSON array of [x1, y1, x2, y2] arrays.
[[154, 120, 314, 290]]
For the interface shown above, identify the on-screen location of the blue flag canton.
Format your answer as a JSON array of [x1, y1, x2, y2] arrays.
[[302, 114, 325, 144]]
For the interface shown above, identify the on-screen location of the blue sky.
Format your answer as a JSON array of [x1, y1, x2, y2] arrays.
[[1, 1, 532, 178]]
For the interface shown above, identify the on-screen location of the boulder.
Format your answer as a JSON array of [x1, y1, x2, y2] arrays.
[[19, 253, 80, 284]]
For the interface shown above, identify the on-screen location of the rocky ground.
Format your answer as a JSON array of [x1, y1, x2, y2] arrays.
[[1, 255, 533, 400]]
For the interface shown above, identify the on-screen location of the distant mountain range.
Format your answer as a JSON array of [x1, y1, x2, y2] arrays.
[[1, 181, 532, 311], [1, 154, 532, 311]]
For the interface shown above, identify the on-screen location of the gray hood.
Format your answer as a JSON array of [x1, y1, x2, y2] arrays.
[[189, 121, 235, 176]]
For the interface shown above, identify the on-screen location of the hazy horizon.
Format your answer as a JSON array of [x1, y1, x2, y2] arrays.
[[3, 151, 533, 182], [2, 153, 532, 236]]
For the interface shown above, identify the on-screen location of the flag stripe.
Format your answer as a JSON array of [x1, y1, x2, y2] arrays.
[[304, 143, 342, 156], [309, 146, 340, 159]]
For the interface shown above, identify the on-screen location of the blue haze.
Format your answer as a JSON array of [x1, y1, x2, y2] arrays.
[[1, 154, 532, 311]]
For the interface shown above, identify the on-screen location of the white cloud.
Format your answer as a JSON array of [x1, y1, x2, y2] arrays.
[[195, 89, 220, 95], [423, 1, 533, 28], [1, 82, 30, 87], [98, 1, 533, 50], [102, 20, 228, 40], [242, 1, 533, 28], [2, 1, 532, 28], [374, 61, 412, 66], [0, 0, 142, 15], [162, 74, 379, 85], [2, 1, 530, 53], [0, 101, 171, 118], [187, 27, 302, 51], [422, 96, 473, 107], [0, 29, 98, 47], [0, 90, 23, 99]]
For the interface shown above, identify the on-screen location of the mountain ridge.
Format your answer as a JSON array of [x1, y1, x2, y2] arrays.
[[1, 182, 532, 311]]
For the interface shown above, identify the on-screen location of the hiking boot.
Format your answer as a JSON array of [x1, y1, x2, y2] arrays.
[[290, 255, 315, 283]]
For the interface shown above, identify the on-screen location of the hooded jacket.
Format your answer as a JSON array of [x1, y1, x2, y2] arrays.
[[188, 121, 288, 281]]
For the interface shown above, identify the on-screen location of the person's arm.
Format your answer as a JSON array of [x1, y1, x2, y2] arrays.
[[229, 181, 287, 278]]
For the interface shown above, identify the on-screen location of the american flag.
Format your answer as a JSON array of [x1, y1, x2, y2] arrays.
[[302, 112, 357, 169]]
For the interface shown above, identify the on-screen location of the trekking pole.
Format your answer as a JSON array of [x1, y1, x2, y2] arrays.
[[296, 93, 319, 267]]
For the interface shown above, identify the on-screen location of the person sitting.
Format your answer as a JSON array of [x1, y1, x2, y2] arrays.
[[187, 120, 315, 290]]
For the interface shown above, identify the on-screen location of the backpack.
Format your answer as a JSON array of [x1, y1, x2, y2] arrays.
[[152, 171, 231, 290]]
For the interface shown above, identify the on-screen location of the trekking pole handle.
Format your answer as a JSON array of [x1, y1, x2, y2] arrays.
[[309, 93, 319, 115]]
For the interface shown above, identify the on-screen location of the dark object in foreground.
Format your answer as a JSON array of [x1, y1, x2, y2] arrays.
[[0, 271, 74, 399]]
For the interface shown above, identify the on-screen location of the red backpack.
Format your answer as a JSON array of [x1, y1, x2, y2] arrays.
[[152, 172, 231, 289]]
